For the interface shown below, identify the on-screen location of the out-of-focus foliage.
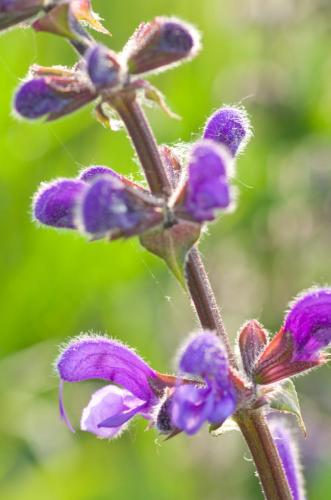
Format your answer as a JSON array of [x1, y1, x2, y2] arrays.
[[1, 0, 331, 498]]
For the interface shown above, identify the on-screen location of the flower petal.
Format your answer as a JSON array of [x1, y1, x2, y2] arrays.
[[203, 106, 252, 157], [181, 141, 233, 223], [57, 336, 157, 401], [81, 385, 146, 439], [284, 288, 331, 360], [86, 44, 122, 89], [178, 331, 230, 384], [171, 384, 212, 435], [33, 179, 85, 229]]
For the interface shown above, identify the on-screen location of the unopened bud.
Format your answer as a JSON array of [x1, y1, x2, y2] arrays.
[[124, 16, 200, 75], [238, 320, 268, 376]]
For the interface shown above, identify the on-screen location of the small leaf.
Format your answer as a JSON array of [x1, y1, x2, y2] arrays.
[[32, 3, 82, 40], [269, 380, 306, 436], [140, 222, 200, 288], [132, 80, 180, 119], [209, 418, 239, 437]]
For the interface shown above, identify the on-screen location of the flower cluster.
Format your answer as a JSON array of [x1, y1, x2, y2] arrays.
[[32, 107, 250, 245], [14, 16, 201, 122], [57, 331, 237, 438], [57, 287, 331, 442]]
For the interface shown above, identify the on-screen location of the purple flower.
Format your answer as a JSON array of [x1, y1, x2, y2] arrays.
[[78, 176, 163, 238], [124, 16, 200, 75], [171, 332, 236, 435], [0, 0, 45, 31], [33, 166, 163, 238], [14, 76, 96, 121], [57, 336, 159, 438], [203, 106, 252, 157], [85, 44, 122, 90], [254, 288, 331, 385], [269, 419, 305, 500], [284, 289, 331, 361], [33, 179, 85, 229], [175, 140, 233, 223]]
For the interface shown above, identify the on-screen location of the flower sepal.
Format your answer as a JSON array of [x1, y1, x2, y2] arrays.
[[238, 320, 269, 377], [267, 380, 306, 436], [253, 328, 325, 385], [140, 221, 201, 288]]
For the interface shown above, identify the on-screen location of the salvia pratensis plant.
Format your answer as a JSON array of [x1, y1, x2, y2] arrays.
[[5, 2, 331, 498]]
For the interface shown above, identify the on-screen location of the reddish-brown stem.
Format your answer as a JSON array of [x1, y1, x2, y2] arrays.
[[111, 92, 292, 499]]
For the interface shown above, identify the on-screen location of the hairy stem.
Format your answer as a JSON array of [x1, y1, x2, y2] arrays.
[[236, 410, 292, 500], [112, 92, 292, 499]]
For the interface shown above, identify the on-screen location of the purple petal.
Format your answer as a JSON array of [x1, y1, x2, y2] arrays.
[[15, 79, 70, 119], [178, 331, 230, 384], [269, 419, 305, 500], [125, 16, 200, 75], [203, 106, 252, 157], [78, 176, 162, 238], [57, 336, 157, 401], [182, 140, 233, 223], [207, 389, 236, 425], [86, 44, 121, 89], [79, 166, 121, 183], [284, 288, 331, 361], [81, 385, 146, 439], [33, 179, 85, 229], [171, 384, 213, 435]]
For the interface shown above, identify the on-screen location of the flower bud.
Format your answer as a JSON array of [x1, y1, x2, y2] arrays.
[[85, 44, 122, 90], [78, 176, 163, 238], [33, 179, 85, 229], [238, 320, 268, 376], [14, 76, 96, 121], [203, 106, 252, 157], [124, 16, 200, 75], [174, 140, 234, 223], [0, 0, 45, 31]]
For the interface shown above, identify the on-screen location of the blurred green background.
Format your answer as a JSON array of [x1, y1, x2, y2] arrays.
[[1, 0, 331, 498]]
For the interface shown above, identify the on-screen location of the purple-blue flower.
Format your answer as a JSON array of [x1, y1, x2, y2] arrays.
[[269, 419, 305, 500], [176, 140, 233, 223], [124, 16, 201, 75], [14, 76, 96, 121], [0, 0, 46, 31], [254, 288, 331, 385], [171, 332, 236, 435], [33, 179, 86, 229], [284, 288, 331, 361], [85, 44, 122, 90], [57, 336, 159, 438], [203, 106, 252, 157], [33, 165, 163, 238], [56, 331, 238, 439]]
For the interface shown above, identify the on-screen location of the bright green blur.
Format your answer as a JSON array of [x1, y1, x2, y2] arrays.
[[1, 1, 331, 499]]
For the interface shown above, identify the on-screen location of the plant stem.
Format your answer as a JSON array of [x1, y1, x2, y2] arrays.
[[112, 93, 234, 362], [112, 92, 292, 499], [235, 410, 292, 500]]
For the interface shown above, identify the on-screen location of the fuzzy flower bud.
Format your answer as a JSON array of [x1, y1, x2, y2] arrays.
[[203, 106, 252, 157], [174, 140, 234, 223], [14, 76, 96, 121], [0, 0, 46, 31], [85, 44, 122, 90], [33, 179, 85, 229], [124, 16, 200, 75]]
